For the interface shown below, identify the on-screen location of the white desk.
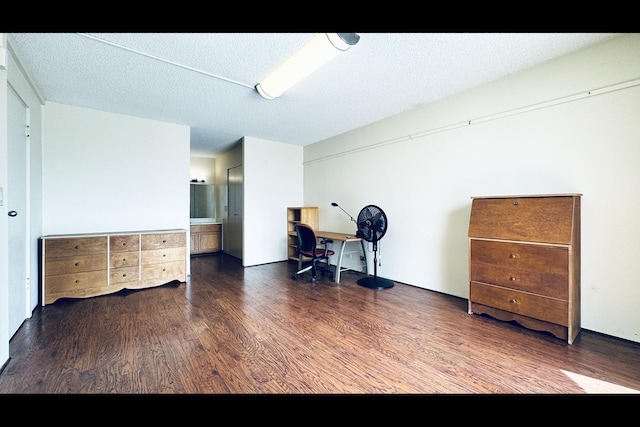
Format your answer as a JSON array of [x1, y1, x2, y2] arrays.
[[316, 231, 368, 284]]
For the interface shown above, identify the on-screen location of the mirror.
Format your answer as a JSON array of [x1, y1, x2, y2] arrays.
[[190, 183, 215, 219]]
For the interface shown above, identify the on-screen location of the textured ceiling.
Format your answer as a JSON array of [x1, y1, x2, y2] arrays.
[[7, 32, 620, 157]]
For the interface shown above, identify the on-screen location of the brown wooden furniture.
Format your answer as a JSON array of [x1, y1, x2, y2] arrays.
[[42, 229, 187, 305], [468, 194, 581, 344], [190, 223, 221, 255], [287, 207, 318, 262]]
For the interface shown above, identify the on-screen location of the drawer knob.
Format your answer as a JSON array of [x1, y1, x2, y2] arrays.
[[509, 253, 516, 259], [510, 276, 516, 281], [122, 258, 126, 262], [510, 298, 517, 304], [513, 201, 519, 206], [162, 240, 167, 243], [74, 245, 79, 249], [75, 262, 79, 266], [122, 273, 127, 277]]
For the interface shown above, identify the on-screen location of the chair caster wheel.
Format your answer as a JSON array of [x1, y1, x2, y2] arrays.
[[291, 274, 297, 280], [311, 277, 317, 283]]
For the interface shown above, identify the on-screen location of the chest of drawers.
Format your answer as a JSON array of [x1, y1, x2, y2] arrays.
[[468, 194, 581, 344], [42, 229, 187, 305]]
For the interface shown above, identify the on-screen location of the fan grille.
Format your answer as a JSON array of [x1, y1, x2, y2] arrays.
[[357, 205, 387, 242]]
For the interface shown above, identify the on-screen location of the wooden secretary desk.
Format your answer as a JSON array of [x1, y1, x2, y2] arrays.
[[468, 194, 581, 344]]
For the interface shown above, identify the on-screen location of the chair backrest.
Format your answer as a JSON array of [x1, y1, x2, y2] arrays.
[[295, 223, 317, 254]]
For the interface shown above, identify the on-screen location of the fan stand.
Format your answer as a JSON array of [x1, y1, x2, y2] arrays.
[[357, 233, 394, 290]]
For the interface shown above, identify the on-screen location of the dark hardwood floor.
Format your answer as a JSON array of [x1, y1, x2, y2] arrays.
[[1, 253, 639, 394]]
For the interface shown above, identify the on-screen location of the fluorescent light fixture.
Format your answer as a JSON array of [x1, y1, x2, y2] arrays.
[[256, 33, 360, 100]]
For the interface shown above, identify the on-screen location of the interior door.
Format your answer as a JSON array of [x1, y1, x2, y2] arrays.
[[7, 85, 30, 338], [226, 165, 243, 260]]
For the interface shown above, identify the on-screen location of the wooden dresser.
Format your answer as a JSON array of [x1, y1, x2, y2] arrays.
[[468, 194, 581, 344], [42, 229, 187, 305]]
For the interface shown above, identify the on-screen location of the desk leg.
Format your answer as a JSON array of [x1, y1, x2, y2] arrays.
[[334, 241, 347, 284], [361, 240, 368, 276]]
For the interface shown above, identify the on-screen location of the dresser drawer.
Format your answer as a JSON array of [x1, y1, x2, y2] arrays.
[[470, 240, 568, 273], [45, 254, 107, 276], [141, 260, 185, 281], [470, 263, 568, 300], [109, 266, 139, 285], [45, 236, 107, 258], [110, 234, 139, 252], [468, 196, 575, 243], [45, 270, 109, 295], [141, 247, 186, 265], [109, 251, 139, 269], [470, 239, 569, 299], [470, 281, 568, 326], [141, 232, 186, 250]]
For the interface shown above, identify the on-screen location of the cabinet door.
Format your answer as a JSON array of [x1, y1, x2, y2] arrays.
[[198, 232, 220, 253], [190, 233, 199, 253]]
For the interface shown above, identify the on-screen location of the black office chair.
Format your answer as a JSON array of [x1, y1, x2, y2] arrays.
[[291, 223, 335, 283]]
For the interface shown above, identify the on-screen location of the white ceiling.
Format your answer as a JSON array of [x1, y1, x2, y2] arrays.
[[7, 32, 620, 157]]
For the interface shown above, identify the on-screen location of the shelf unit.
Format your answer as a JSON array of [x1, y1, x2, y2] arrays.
[[287, 207, 319, 262]]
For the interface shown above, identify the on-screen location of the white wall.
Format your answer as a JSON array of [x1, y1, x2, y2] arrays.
[[42, 102, 190, 235], [243, 136, 303, 266], [304, 34, 640, 343], [190, 155, 215, 183]]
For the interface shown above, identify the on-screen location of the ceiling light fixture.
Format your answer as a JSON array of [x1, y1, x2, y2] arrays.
[[255, 33, 360, 100]]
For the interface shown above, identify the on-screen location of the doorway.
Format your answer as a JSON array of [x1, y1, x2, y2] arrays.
[[226, 165, 243, 260]]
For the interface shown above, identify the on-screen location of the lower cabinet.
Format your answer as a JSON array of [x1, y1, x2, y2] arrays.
[[190, 223, 222, 255], [42, 229, 187, 305]]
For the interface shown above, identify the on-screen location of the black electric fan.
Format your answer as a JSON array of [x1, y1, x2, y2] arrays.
[[356, 205, 394, 289]]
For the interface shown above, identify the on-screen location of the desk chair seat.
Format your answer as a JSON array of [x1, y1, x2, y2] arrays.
[[292, 223, 335, 283]]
